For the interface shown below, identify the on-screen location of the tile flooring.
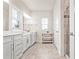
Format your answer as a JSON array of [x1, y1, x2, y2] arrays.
[[22, 43, 66, 59]]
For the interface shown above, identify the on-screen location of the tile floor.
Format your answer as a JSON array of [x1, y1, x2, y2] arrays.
[[22, 43, 66, 59]]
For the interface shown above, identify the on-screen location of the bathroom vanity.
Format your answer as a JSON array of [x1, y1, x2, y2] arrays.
[[3, 31, 37, 59]]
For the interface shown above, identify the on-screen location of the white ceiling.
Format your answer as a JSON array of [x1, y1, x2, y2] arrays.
[[22, 0, 55, 11]]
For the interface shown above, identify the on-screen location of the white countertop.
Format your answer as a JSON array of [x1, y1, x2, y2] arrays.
[[3, 31, 37, 36], [3, 31, 23, 36]]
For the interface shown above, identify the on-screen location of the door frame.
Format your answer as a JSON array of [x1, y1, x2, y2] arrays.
[[69, 0, 75, 59], [61, 0, 75, 59]]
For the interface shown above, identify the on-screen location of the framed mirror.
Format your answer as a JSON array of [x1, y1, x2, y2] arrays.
[[3, 1, 9, 31], [11, 6, 23, 31]]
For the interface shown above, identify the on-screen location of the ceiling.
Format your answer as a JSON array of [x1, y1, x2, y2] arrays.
[[22, 0, 55, 11]]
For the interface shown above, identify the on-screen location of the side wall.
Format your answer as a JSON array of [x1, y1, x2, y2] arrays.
[[53, 0, 64, 56], [9, 0, 32, 31]]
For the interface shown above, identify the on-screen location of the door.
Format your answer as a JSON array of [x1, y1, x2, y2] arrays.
[[70, 0, 75, 59], [64, 0, 75, 59], [64, 0, 70, 57]]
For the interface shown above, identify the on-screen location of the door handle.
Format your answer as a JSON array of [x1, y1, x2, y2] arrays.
[[56, 31, 59, 33], [70, 32, 75, 36]]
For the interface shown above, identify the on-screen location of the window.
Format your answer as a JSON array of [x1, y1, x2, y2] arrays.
[[41, 17, 48, 31]]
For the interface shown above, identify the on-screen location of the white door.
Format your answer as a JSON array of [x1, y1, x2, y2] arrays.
[[70, 0, 75, 59]]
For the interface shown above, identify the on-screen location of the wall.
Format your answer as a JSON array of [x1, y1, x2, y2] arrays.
[[53, 0, 64, 56], [32, 11, 53, 42], [11, 0, 31, 16], [23, 17, 37, 32], [9, 0, 32, 31]]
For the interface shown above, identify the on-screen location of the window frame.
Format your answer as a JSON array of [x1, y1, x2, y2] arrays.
[[41, 17, 48, 31]]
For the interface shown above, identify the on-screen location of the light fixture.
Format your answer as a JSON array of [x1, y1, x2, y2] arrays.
[[3, 0, 9, 4], [23, 12, 32, 19]]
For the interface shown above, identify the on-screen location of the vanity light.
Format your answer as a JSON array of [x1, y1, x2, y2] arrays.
[[23, 12, 32, 19], [3, 0, 9, 4]]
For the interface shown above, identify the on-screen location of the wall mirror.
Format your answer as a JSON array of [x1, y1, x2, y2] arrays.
[[3, 0, 9, 31], [11, 6, 23, 31]]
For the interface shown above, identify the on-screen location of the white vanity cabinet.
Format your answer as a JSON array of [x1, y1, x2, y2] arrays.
[[27, 33, 31, 48], [28, 32, 37, 46], [22, 33, 28, 52], [22, 32, 37, 50], [30, 33, 32, 46], [3, 33, 23, 59], [3, 32, 37, 59], [22, 32, 36, 53], [3, 36, 13, 59], [31, 32, 37, 45], [14, 34, 23, 59]]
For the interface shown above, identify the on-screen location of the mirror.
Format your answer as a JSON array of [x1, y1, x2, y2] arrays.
[[11, 6, 23, 31], [12, 7, 20, 30], [3, 1, 9, 31]]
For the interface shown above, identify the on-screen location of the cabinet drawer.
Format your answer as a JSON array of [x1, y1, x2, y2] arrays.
[[23, 34, 27, 37], [14, 38, 22, 43], [14, 45, 22, 52], [14, 34, 22, 40], [14, 42, 22, 47], [3, 36, 12, 44]]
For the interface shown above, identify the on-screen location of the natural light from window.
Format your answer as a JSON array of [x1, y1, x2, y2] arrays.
[[41, 17, 48, 31]]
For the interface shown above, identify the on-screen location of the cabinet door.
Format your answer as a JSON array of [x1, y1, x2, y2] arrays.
[[32, 33, 35, 44], [30, 32, 37, 45], [3, 36, 13, 59], [30, 34, 32, 45], [23, 35, 27, 51], [14, 34, 23, 59], [27, 34, 30, 47], [33, 32, 37, 43]]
